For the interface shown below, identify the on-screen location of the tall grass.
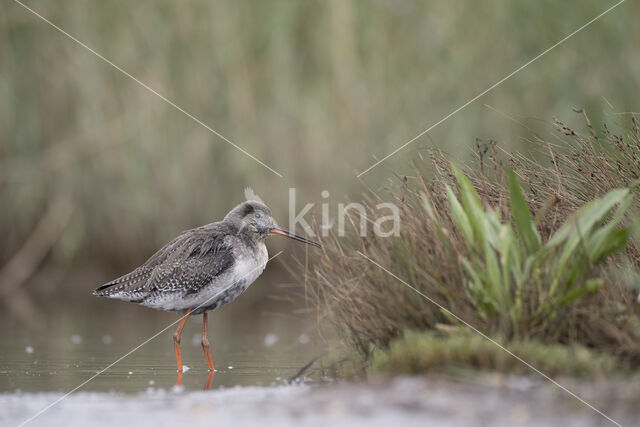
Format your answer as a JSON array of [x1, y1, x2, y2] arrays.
[[301, 113, 640, 364], [3, 1, 640, 268], [426, 164, 635, 339]]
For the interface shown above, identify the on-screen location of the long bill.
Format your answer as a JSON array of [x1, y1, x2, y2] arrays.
[[269, 227, 321, 248]]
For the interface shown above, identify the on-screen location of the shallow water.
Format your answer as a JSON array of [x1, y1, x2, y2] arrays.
[[1, 349, 317, 394], [1, 267, 324, 395], [4, 268, 640, 426]]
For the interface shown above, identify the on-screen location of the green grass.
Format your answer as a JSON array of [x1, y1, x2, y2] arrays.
[[423, 164, 636, 338], [299, 113, 640, 371], [370, 330, 618, 379]]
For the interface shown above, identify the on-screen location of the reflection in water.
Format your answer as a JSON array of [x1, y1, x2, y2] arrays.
[[1, 267, 326, 394], [203, 371, 214, 390], [175, 370, 214, 390]]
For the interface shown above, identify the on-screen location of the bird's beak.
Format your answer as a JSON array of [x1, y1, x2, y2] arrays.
[[269, 227, 321, 248]]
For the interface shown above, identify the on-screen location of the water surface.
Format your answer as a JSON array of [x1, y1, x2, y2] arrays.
[[1, 267, 324, 395]]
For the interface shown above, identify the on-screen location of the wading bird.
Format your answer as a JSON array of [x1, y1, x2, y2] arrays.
[[93, 195, 320, 379]]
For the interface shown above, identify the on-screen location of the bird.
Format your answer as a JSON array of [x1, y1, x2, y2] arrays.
[[93, 194, 320, 375]]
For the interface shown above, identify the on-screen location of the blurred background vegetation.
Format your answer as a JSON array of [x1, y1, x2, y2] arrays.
[[2, 1, 640, 392], [1, 0, 639, 291]]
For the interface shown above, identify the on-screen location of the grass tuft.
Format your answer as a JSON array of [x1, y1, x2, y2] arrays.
[[370, 330, 618, 378], [297, 111, 640, 370]]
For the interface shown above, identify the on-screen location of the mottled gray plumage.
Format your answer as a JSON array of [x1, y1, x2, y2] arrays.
[[93, 197, 319, 373], [94, 201, 276, 314]]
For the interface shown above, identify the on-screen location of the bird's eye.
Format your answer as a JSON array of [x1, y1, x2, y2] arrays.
[[255, 212, 262, 219]]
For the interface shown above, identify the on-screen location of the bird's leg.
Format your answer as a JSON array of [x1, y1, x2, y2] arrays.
[[201, 312, 215, 372], [203, 371, 214, 391], [173, 308, 192, 372]]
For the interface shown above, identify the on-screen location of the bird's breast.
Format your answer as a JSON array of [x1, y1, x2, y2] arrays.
[[231, 242, 268, 287]]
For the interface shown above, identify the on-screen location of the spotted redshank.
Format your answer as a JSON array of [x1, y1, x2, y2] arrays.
[[93, 198, 320, 375]]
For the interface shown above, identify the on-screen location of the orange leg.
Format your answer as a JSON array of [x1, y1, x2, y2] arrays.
[[203, 371, 215, 390], [173, 308, 192, 372], [202, 312, 215, 372]]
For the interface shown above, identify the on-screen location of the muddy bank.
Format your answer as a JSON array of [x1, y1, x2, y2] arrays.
[[3, 376, 639, 427]]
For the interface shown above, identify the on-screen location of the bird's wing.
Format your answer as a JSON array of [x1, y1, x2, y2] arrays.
[[148, 238, 235, 294], [94, 223, 235, 297]]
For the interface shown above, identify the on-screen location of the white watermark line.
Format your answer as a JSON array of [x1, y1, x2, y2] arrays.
[[356, 0, 626, 177], [357, 250, 621, 427], [18, 251, 283, 427], [12, 0, 284, 178]]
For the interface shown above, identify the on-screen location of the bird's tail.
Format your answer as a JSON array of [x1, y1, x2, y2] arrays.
[[92, 268, 150, 300], [92, 282, 115, 296]]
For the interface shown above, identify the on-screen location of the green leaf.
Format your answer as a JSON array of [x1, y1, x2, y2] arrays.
[[483, 238, 504, 305], [445, 184, 474, 245], [461, 257, 482, 291], [421, 193, 437, 222], [587, 228, 629, 262], [547, 188, 629, 248], [556, 279, 603, 306], [508, 169, 541, 255], [451, 163, 490, 246], [547, 188, 629, 292], [497, 225, 515, 305]]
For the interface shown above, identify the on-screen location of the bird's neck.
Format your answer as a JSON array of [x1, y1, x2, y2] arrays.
[[235, 225, 265, 246]]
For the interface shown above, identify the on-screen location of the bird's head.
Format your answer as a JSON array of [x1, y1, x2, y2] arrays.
[[225, 200, 321, 248]]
